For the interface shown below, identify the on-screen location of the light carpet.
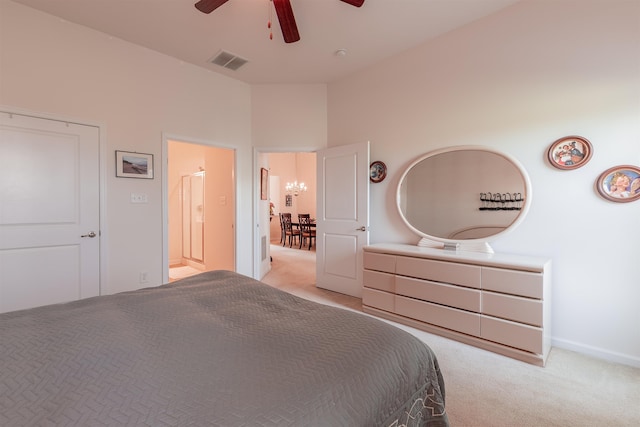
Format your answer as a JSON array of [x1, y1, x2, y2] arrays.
[[262, 244, 640, 427]]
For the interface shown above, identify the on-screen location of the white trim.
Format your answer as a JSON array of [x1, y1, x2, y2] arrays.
[[161, 134, 169, 284], [252, 148, 259, 279], [252, 146, 320, 281], [552, 337, 640, 368], [0, 105, 108, 296], [161, 132, 238, 284]]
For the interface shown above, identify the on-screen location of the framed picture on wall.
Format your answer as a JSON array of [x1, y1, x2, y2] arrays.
[[547, 136, 593, 170], [260, 167, 268, 200], [116, 151, 153, 179], [596, 165, 640, 203]]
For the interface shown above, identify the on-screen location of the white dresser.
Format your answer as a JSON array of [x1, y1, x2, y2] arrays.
[[362, 243, 552, 366]]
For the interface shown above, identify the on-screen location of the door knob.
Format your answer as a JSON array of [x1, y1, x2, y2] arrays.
[[357, 226, 367, 231], [81, 231, 97, 238]]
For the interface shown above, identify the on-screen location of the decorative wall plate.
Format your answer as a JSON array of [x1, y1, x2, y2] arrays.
[[547, 136, 593, 170], [596, 165, 640, 203], [370, 161, 387, 183]]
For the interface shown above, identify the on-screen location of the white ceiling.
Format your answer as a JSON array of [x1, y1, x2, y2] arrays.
[[11, 0, 522, 84]]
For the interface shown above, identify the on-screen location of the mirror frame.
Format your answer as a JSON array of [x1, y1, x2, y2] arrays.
[[396, 145, 532, 253]]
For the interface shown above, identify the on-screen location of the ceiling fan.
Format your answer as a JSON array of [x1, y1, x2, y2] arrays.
[[194, 0, 365, 43]]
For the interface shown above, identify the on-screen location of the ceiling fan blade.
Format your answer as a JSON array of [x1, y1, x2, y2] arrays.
[[194, 0, 229, 14], [340, 0, 365, 7], [273, 0, 300, 43]]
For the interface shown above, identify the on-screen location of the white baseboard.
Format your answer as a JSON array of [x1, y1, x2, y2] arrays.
[[552, 337, 640, 368]]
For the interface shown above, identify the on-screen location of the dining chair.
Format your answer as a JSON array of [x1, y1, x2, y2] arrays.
[[298, 214, 316, 250], [278, 213, 286, 245], [281, 213, 301, 247]]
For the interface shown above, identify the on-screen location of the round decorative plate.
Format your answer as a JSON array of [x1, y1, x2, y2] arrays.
[[370, 161, 387, 183], [547, 135, 593, 170]]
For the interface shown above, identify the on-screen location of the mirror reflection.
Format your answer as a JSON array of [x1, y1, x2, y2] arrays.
[[398, 148, 527, 242]]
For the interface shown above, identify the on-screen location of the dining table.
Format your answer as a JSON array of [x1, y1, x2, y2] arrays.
[[291, 221, 316, 227]]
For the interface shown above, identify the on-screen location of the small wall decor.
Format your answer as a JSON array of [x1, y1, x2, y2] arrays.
[[285, 194, 293, 207], [116, 150, 153, 179], [547, 136, 593, 170], [596, 165, 640, 203], [370, 161, 387, 183], [260, 167, 268, 200]]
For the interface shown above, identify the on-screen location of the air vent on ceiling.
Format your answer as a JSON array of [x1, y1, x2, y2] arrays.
[[209, 50, 249, 71]]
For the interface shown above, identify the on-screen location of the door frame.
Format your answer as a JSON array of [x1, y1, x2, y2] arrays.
[[253, 147, 317, 281], [0, 105, 107, 295], [161, 133, 238, 283]]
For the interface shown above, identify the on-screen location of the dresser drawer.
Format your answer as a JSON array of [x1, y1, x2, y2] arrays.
[[396, 257, 481, 288], [363, 252, 396, 274], [481, 316, 543, 354], [363, 287, 394, 312], [396, 276, 481, 312], [482, 267, 542, 299], [396, 295, 481, 336], [363, 269, 395, 292], [482, 291, 542, 326]]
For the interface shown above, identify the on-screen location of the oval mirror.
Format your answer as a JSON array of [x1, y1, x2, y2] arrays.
[[397, 145, 532, 253]]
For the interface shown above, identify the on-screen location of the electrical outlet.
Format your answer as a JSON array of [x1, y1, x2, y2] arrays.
[[139, 271, 148, 283]]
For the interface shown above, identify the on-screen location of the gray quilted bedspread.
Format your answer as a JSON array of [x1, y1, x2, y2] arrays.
[[1, 270, 448, 427]]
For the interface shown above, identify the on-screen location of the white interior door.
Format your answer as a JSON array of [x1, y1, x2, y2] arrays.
[[316, 142, 369, 297], [0, 112, 100, 313]]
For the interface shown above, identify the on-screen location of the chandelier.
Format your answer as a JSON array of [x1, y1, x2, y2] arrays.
[[285, 180, 307, 196]]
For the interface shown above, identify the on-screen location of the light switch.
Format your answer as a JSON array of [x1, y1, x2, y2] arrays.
[[131, 193, 148, 203]]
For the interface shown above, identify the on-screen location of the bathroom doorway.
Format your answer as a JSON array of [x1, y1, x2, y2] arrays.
[[167, 139, 235, 282]]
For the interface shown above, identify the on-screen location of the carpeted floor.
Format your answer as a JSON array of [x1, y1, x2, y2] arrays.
[[262, 244, 362, 311], [262, 244, 640, 427]]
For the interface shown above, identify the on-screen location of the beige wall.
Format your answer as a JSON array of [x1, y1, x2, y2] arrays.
[[1, 1, 253, 294], [269, 153, 317, 221], [251, 84, 327, 150], [328, 0, 640, 366]]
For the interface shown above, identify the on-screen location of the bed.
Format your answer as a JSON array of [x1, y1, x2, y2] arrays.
[[0, 270, 448, 426]]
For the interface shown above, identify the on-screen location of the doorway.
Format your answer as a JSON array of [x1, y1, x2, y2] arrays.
[[165, 138, 235, 282], [262, 151, 317, 283], [258, 142, 369, 297]]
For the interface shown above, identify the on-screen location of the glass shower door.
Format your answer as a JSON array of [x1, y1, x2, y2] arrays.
[[182, 171, 205, 263]]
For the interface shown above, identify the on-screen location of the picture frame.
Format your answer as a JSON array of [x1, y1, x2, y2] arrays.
[[596, 165, 640, 203], [547, 136, 593, 170], [116, 150, 153, 179], [260, 167, 268, 200]]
